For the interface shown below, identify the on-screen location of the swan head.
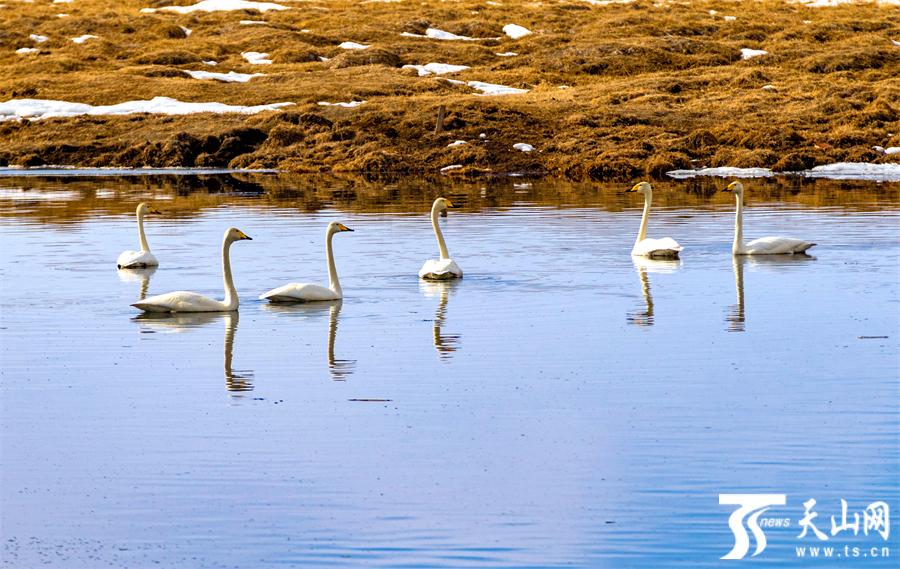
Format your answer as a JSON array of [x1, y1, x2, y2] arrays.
[[722, 181, 744, 195], [327, 221, 354, 234], [433, 197, 454, 217], [136, 202, 162, 215], [225, 227, 253, 242], [626, 181, 652, 195]]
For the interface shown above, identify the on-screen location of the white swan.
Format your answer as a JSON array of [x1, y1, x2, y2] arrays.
[[117, 202, 161, 268], [625, 182, 684, 258], [131, 227, 252, 313], [419, 197, 463, 279], [260, 221, 354, 302], [723, 181, 816, 255]]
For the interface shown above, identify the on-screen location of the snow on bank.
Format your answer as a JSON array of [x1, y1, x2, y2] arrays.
[[802, 162, 900, 181], [16, 47, 38, 54], [242, 51, 272, 64], [180, 26, 192, 36], [184, 70, 263, 82], [791, 0, 900, 6], [467, 81, 528, 95], [317, 100, 366, 108], [447, 140, 466, 147], [667, 163, 900, 182], [0, 97, 293, 122], [142, 0, 289, 14], [29, 34, 48, 43], [401, 28, 498, 41], [402, 62, 470, 76], [71, 35, 98, 44], [740, 48, 768, 60], [339, 41, 370, 50], [513, 143, 534, 152], [503, 24, 532, 39], [440, 164, 463, 173]]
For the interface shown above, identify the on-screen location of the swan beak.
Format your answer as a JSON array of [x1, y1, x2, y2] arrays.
[[238, 231, 252, 240], [445, 200, 455, 208], [337, 224, 354, 232]]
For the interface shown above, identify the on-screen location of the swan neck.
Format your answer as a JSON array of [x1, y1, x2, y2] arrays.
[[222, 236, 238, 309], [326, 229, 341, 295], [636, 192, 651, 245], [733, 193, 745, 254], [137, 209, 151, 252], [432, 205, 450, 259]]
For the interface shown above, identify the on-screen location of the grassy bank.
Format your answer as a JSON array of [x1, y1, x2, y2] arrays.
[[1, 0, 898, 180]]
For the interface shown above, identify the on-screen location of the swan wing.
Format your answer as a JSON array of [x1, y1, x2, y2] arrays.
[[744, 236, 816, 255], [632, 238, 683, 258], [259, 283, 340, 302], [117, 250, 158, 268], [419, 258, 463, 280], [132, 291, 226, 313]]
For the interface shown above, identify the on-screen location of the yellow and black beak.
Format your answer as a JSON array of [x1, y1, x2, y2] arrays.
[[622, 184, 639, 194], [239, 230, 253, 240], [337, 223, 354, 232], [444, 199, 455, 208], [721, 183, 735, 193]]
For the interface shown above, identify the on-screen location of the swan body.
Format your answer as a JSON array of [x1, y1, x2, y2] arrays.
[[626, 182, 683, 259], [132, 227, 252, 313], [419, 197, 463, 279], [723, 181, 816, 255], [260, 222, 354, 303], [117, 202, 161, 268]]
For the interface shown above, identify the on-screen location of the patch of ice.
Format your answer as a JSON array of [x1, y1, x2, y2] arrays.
[[180, 26, 192, 36], [762, 84, 777, 91], [723, 15, 736, 21], [402, 62, 470, 76], [0, 97, 294, 122], [202, 60, 218, 66], [338, 41, 370, 50], [71, 35, 98, 44], [317, 100, 366, 108], [53, 0, 72, 3], [740, 48, 768, 60], [495, 51, 517, 57], [513, 143, 534, 152], [184, 70, 264, 82], [885, 147, 900, 155], [447, 140, 467, 147], [892, 39, 900, 46], [239, 20, 266, 25], [16, 47, 39, 54], [29, 34, 48, 43], [144, 0, 289, 14], [318, 56, 330, 62], [503, 24, 531, 39], [440, 164, 463, 173], [57, 13, 68, 17], [242, 51, 272, 64], [667, 167, 775, 179], [402, 28, 497, 41], [467, 81, 528, 95], [802, 162, 900, 181]]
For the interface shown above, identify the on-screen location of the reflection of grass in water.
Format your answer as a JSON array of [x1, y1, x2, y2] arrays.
[[0, 1, 898, 180], [2, 174, 897, 225]]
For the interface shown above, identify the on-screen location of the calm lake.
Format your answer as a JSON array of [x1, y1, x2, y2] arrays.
[[1, 172, 898, 568]]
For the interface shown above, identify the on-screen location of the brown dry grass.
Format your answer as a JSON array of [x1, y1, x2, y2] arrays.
[[0, 0, 898, 180]]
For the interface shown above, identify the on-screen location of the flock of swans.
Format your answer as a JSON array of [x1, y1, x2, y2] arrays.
[[119, 181, 815, 314]]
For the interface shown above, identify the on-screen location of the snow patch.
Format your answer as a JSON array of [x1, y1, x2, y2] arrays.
[[447, 140, 467, 147], [239, 20, 267, 25], [495, 51, 517, 57], [29, 34, 48, 43], [180, 26, 192, 36], [667, 167, 775, 179], [317, 100, 366, 108], [242, 51, 272, 64], [0, 97, 294, 122], [71, 35, 98, 44], [402, 62, 470, 76], [467, 81, 528, 95], [802, 162, 900, 181], [440, 164, 463, 173], [723, 15, 736, 21], [402, 28, 497, 41], [740, 48, 768, 60], [338, 41, 370, 50], [503, 24, 531, 39], [513, 143, 534, 152], [144, 0, 289, 14], [184, 70, 264, 82], [202, 60, 218, 66], [16, 47, 38, 54]]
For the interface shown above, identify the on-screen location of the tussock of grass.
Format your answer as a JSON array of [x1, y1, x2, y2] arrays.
[[0, 0, 898, 179]]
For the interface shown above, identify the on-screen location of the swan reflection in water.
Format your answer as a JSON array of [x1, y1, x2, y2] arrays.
[[117, 266, 157, 300], [133, 311, 254, 394], [264, 300, 356, 381], [627, 257, 682, 327], [419, 280, 461, 360], [727, 254, 815, 332]]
